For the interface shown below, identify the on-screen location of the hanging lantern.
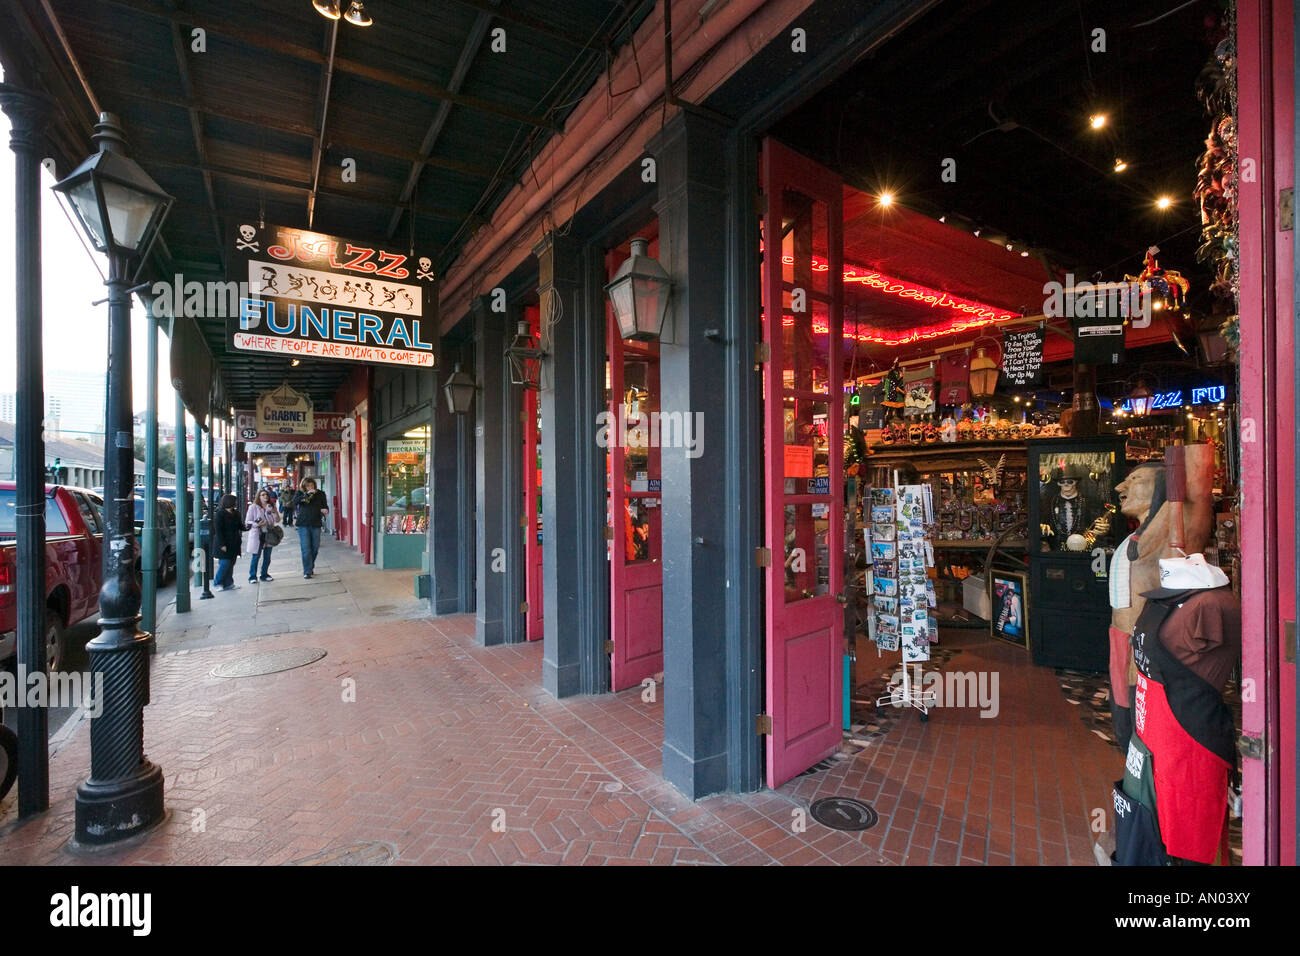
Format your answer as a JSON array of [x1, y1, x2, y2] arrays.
[[969, 346, 1000, 399], [442, 362, 476, 415], [504, 320, 544, 389], [1127, 380, 1154, 417], [604, 237, 672, 340]]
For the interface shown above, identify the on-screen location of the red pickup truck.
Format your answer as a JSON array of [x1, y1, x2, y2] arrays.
[[0, 483, 114, 673]]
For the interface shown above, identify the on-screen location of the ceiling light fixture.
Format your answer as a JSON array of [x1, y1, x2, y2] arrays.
[[1089, 113, 1108, 130], [1113, 158, 1128, 172], [313, 0, 342, 19], [1156, 196, 1172, 210], [877, 191, 894, 208], [291, 358, 300, 366], [344, 2, 373, 26]]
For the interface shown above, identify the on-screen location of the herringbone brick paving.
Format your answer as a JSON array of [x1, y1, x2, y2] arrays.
[[0, 539, 1119, 865]]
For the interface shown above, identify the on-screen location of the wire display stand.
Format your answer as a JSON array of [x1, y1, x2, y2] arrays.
[[873, 469, 937, 721]]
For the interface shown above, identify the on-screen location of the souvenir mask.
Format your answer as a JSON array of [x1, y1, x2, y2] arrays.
[[939, 418, 957, 442], [908, 422, 924, 444], [923, 421, 938, 443], [957, 419, 974, 441]]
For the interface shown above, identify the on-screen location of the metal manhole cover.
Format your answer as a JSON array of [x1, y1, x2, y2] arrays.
[[809, 797, 879, 831], [285, 841, 395, 866], [210, 647, 327, 678]]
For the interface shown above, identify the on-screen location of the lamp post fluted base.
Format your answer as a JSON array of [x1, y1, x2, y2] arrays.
[[74, 760, 165, 845], [73, 625, 164, 845]]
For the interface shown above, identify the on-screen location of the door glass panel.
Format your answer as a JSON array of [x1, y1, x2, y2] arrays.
[[783, 501, 830, 601], [782, 399, 830, 493], [620, 496, 660, 563]]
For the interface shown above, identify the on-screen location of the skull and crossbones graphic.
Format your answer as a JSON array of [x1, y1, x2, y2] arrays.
[[235, 224, 259, 252], [415, 257, 435, 281]]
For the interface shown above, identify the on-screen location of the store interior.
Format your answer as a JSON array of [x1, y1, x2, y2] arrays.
[[762, 0, 1240, 766]]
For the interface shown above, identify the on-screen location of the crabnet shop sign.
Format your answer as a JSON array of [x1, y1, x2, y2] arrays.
[[236, 409, 352, 453], [227, 223, 437, 368], [257, 383, 314, 435]]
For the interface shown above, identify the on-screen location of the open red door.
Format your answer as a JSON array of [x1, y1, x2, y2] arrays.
[[761, 138, 845, 788], [606, 242, 664, 690], [523, 305, 544, 641]]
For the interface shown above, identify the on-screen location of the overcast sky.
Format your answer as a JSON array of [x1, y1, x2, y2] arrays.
[[0, 100, 178, 429]]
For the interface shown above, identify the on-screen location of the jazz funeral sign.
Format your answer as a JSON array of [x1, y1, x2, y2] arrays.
[[228, 224, 437, 368]]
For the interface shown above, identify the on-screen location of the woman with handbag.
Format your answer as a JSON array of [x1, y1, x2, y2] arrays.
[[245, 487, 282, 583]]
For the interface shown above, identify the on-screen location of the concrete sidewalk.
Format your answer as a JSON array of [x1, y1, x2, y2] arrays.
[[153, 534, 427, 655], [0, 535, 1118, 865]]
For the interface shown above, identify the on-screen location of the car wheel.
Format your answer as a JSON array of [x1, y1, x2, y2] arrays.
[[45, 613, 66, 674], [0, 724, 17, 801]]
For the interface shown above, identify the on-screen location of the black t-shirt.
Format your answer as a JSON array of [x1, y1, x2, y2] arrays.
[[294, 490, 328, 527]]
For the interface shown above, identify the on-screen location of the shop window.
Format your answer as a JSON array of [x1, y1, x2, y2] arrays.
[[382, 437, 429, 535]]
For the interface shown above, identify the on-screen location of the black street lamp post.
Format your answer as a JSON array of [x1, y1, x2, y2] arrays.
[[54, 112, 173, 845]]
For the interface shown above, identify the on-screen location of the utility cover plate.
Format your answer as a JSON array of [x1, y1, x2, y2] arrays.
[[211, 647, 327, 678], [809, 797, 880, 832]]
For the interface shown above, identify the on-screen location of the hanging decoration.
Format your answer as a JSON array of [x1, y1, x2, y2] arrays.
[[902, 364, 936, 417], [937, 348, 970, 405], [1124, 246, 1190, 312], [879, 359, 906, 408]]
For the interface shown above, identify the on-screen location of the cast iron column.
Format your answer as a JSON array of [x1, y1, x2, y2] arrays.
[[534, 231, 607, 697], [0, 82, 52, 817], [174, 400, 190, 613], [73, 241, 165, 843], [473, 296, 524, 645], [650, 110, 738, 798], [140, 304, 159, 636]]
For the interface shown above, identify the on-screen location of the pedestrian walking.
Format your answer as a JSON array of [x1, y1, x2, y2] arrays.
[[282, 480, 295, 526], [293, 477, 329, 578], [213, 493, 244, 590], [244, 487, 281, 583]]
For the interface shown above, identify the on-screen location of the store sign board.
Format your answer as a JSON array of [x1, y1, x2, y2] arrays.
[[226, 223, 438, 369], [256, 384, 314, 434], [235, 409, 347, 452], [1072, 315, 1125, 365], [1001, 327, 1045, 387]]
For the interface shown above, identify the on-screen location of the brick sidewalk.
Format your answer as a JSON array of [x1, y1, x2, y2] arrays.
[[0, 540, 1120, 865]]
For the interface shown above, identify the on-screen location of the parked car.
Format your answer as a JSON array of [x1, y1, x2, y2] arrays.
[[133, 497, 178, 583], [0, 483, 135, 672]]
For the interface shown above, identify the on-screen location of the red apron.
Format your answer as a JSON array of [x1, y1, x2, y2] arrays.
[[1131, 594, 1235, 864]]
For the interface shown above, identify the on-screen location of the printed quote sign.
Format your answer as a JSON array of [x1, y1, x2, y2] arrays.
[[1001, 326, 1045, 387]]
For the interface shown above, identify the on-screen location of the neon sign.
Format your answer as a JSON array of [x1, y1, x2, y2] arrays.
[[1117, 384, 1226, 413], [772, 251, 1021, 345]]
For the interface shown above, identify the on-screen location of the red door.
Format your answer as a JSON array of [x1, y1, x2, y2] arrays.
[[1237, 0, 1296, 866], [524, 306, 544, 641], [606, 267, 664, 690], [761, 138, 845, 788]]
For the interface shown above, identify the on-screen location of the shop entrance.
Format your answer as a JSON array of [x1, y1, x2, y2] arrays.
[[605, 238, 664, 691], [760, 138, 846, 787]]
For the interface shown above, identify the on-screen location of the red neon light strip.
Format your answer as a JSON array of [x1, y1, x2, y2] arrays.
[[771, 249, 1022, 345]]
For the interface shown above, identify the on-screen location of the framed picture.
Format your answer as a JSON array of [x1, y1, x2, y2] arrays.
[[990, 571, 1028, 648]]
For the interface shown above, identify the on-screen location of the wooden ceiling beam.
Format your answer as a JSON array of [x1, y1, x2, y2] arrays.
[[98, 0, 560, 131]]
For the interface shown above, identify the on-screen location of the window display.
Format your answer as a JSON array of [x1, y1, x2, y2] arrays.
[[382, 438, 428, 535]]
